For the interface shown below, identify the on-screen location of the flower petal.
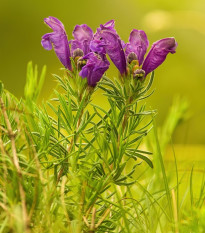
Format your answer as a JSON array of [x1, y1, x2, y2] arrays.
[[41, 33, 53, 50], [93, 20, 126, 75], [79, 52, 110, 86], [44, 16, 65, 32], [125, 30, 149, 65], [90, 39, 106, 54], [71, 40, 83, 55], [73, 24, 93, 42], [42, 17, 71, 70], [71, 24, 93, 56], [100, 20, 115, 32], [142, 37, 177, 76]]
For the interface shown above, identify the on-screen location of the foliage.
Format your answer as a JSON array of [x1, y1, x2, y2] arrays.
[[0, 63, 204, 233]]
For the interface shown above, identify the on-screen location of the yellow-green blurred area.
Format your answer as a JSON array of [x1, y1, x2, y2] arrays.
[[1, 0, 205, 147]]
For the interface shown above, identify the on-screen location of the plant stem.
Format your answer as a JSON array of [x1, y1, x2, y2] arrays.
[[90, 207, 96, 232], [57, 87, 89, 183], [0, 97, 30, 232]]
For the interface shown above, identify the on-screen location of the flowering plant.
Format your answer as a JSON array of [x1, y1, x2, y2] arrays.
[[35, 17, 179, 232], [38, 16, 179, 232], [0, 17, 186, 233]]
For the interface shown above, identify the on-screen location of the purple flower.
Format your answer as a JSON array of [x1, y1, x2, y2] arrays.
[[79, 52, 110, 87], [71, 24, 93, 57], [92, 21, 177, 78], [92, 20, 127, 75], [142, 38, 177, 76], [125, 29, 149, 66], [41, 16, 71, 70], [125, 30, 177, 77], [41, 17, 177, 82]]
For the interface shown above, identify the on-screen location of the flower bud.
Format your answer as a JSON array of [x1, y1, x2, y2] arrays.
[[133, 69, 145, 80], [73, 48, 84, 59], [127, 52, 138, 64]]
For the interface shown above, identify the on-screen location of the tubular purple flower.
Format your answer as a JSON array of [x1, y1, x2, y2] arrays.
[[71, 24, 93, 56], [79, 52, 110, 87], [41, 18, 177, 81], [125, 29, 149, 65], [93, 20, 127, 75], [41, 16, 71, 70], [142, 37, 177, 76]]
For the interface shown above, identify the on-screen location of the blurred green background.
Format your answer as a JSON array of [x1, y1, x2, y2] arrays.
[[1, 0, 205, 144]]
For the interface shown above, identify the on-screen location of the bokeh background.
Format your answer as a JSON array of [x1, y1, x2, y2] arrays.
[[1, 0, 205, 145]]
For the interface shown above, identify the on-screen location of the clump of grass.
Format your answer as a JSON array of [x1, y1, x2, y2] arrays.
[[0, 63, 204, 233]]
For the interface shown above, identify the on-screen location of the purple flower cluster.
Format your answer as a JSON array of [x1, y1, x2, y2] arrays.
[[41, 17, 177, 86]]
